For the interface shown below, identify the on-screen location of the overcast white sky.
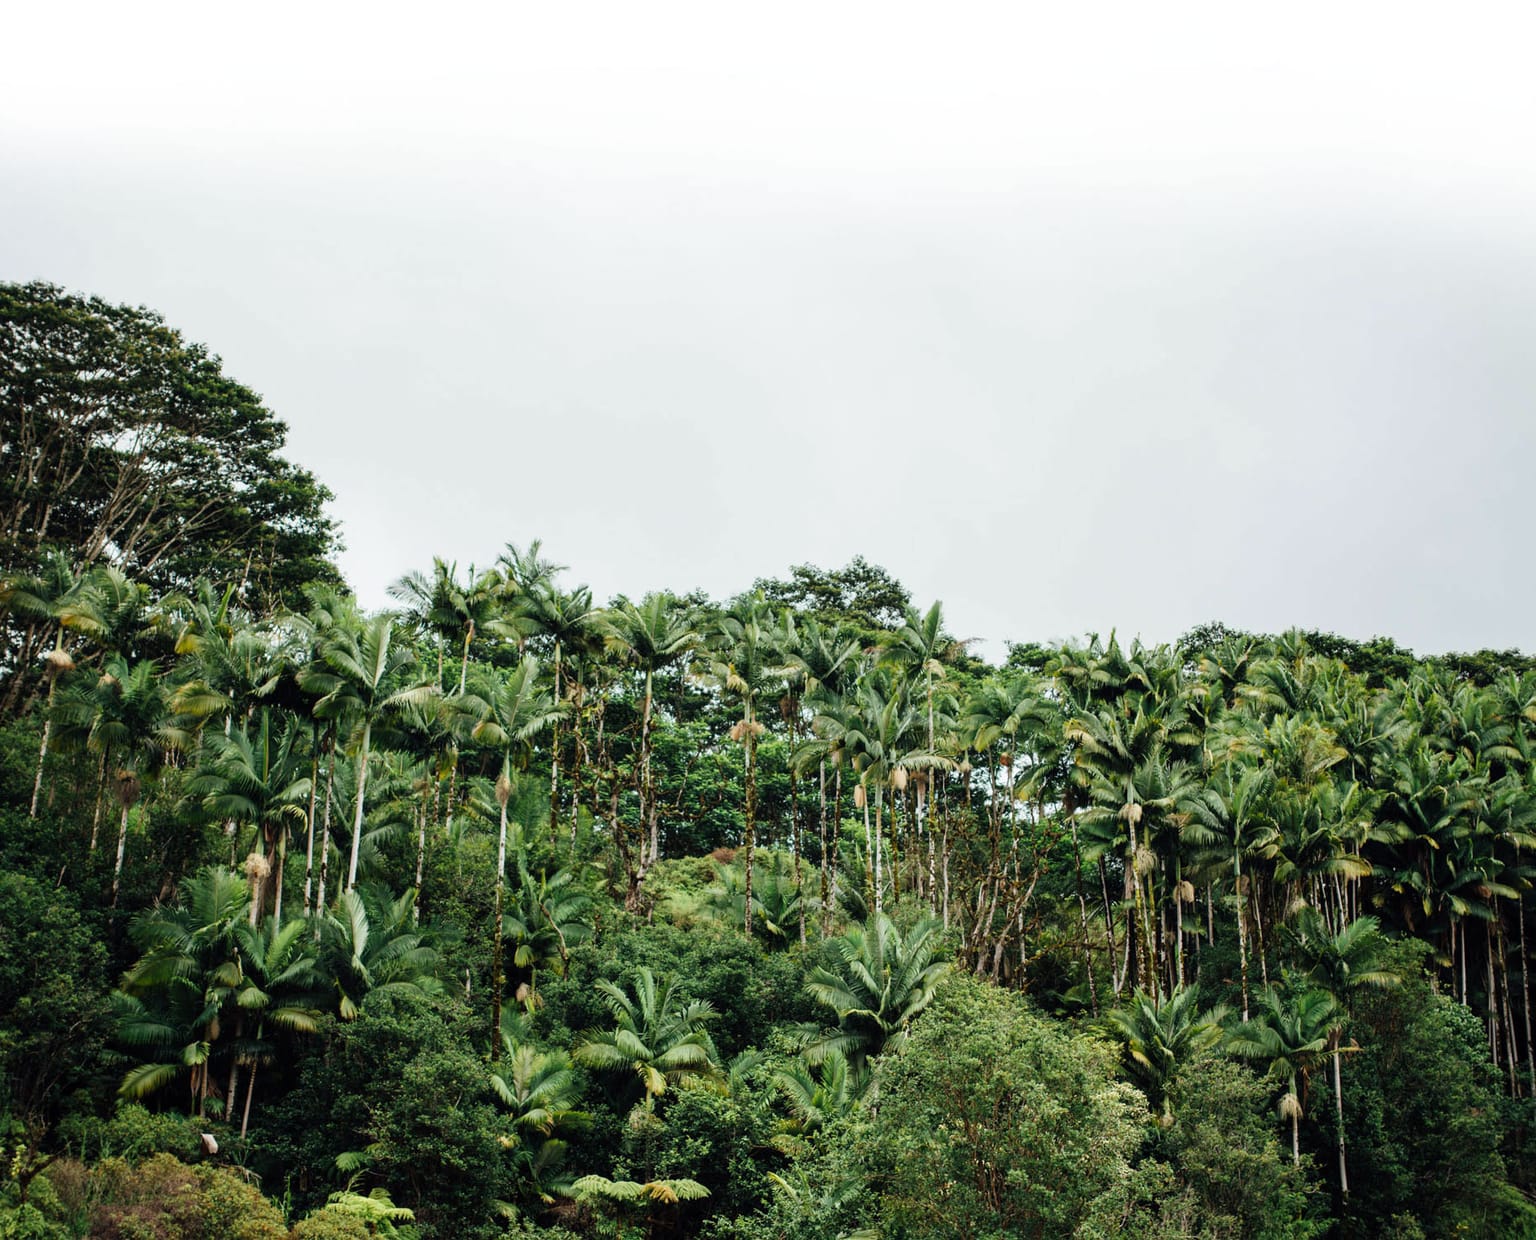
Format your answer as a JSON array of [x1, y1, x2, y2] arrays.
[[5, 2, 1534, 658]]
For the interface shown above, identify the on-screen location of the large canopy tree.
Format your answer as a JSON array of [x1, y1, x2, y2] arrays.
[[0, 281, 339, 610]]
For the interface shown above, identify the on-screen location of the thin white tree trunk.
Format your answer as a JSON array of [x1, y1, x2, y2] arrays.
[[110, 801, 131, 907], [346, 719, 372, 891], [1333, 1045, 1349, 1197]]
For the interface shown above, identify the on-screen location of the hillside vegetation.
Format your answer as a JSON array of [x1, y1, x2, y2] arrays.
[[4, 284, 1536, 1238]]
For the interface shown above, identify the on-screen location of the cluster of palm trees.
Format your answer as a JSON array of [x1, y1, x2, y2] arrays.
[[113, 868, 442, 1136], [9, 545, 1536, 1127]]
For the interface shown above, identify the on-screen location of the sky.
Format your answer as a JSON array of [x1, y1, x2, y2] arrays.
[[5, 2, 1535, 660]]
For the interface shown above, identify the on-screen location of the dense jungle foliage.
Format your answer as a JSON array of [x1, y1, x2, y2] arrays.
[[5, 283, 1536, 1238]]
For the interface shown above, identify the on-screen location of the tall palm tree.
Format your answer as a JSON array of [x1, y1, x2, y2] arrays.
[[886, 601, 959, 754], [228, 916, 324, 1137], [388, 558, 501, 694], [166, 588, 292, 734], [1278, 909, 1401, 1195], [298, 614, 433, 891], [788, 617, 863, 931], [55, 655, 188, 905], [0, 551, 89, 816], [1182, 762, 1273, 1019], [291, 585, 362, 915], [701, 597, 780, 935], [468, 655, 564, 1053], [518, 582, 602, 843], [189, 709, 313, 925], [604, 594, 700, 868], [114, 866, 252, 1117], [1228, 986, 1340, 1166]]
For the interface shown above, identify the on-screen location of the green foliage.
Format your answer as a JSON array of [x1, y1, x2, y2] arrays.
[[255, 990, 509, 1239], [0, 873, 110, 1131], [322, 887, 444, 1021], [3, 316, 1536, 1240], [1341, 977, 1536, 1238], [852, 974, 1159, 1238], [1101, 986, 1230, 1118], [573, 967, 720, 1105], [801, 912, 949, 1068], [27, 1154, 287, 1240], [56, 1103, 203, 1165], [1152, 1057, 1329, 1239], [0, 281, 340, 609]]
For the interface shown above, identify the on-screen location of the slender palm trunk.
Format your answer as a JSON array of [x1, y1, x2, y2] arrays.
[[443, 754, 458, 839], [273, 827, 287, 927], [413, 799, 427, 923], [642, 669, 657, 865], [240, 1060, 258, 1140], [110, 799, 132, 907], [861, 788, 874, 917], [818, 759, 829, 934], [1070, 817, 1098, 1016], [303, 742, 320, 915], [490, 791, 509, 1060], [1332, 1040, 1349, 1196], [346, 719, 372, 891], [743, 723, 757, 937], [1173, 856, 1185, 988], [873, 791, 884, 920], [89, 750, 107, 853], [941, 781, 952, 930], [1099, 859, 1120, 996], [316, 751, 336, 915], [548, 641, 562, 848], [1521, 896, 1534, 1096], [1236, 853, 1251, 1020], [829, 765, 842, 936], [29, 676, 59, 818], [790, 707, 804, 944]]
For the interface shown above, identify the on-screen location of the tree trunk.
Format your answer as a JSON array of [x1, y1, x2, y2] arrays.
[[743, 724, 757, 937], [790, 708, 804, 945], [1236, 856, 1251, 1020], [89, 750, 107, 854], [1098, 858, 1120, 997], [316, 751, 336, 915], [110, 800, 132, 907], [240, 1059, 259, 1140], [1332, 1041, 1349, 1197], [28, 673, 60, 818], [548, 641, 562, 849], [1521, 897, 1534, 1097], [346, 719, 372, 891], [413, 799, 426, 923], [818, 759, 829, 935], [273, 825, 287, 927], [1070, 817, 1098, 1016], [303, 740, 320, 915], [490, 792, 509, 1060], [642, 669, 658, 866], [872, 791, 884, 920]]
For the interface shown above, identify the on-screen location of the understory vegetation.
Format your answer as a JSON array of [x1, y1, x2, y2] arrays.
[[5, 283, 1536, 1237]]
